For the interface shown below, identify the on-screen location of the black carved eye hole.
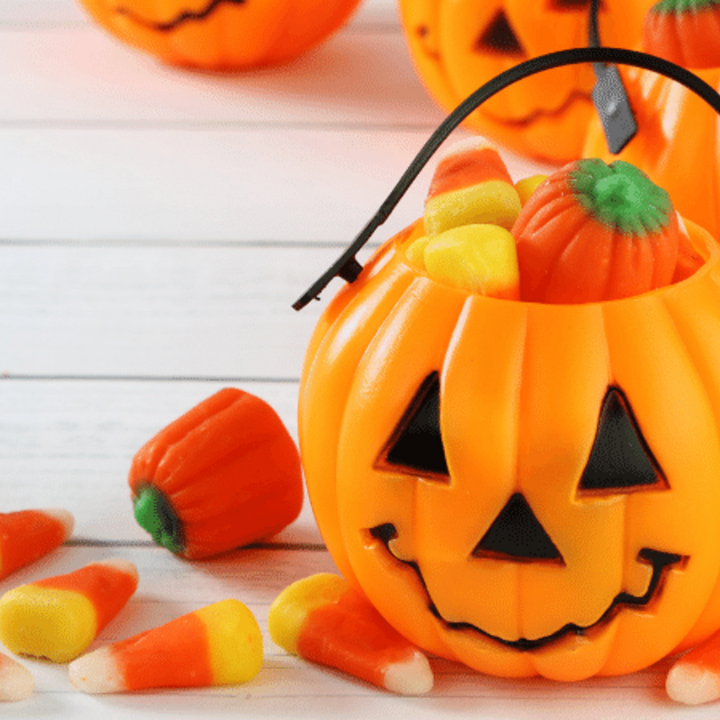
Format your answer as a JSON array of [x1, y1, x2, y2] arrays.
[[475, 11, 524, 56], [378, 372, 449, 480], [577, 387, 668, 496]]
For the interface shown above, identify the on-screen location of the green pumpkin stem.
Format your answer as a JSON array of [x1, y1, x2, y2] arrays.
[[651, 0, 720, 13], [568, 159, 672, 236], [133, 485, 184, 555]]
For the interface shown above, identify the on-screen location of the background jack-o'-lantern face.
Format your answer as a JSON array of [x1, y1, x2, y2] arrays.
[[398, 0, 654, 163], [299, 219, 720, 681], [77, 0, 362, 69]]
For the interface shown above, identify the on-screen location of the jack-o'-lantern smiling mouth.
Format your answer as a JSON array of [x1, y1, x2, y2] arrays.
[[369, 523, 687, 651], [115, 0, 246, 31]]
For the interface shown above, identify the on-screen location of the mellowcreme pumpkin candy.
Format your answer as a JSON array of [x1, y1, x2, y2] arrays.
[[297, 142, 720, 683]]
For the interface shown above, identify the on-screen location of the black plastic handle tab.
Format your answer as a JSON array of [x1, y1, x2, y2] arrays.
[[293, 46, 720, 311]]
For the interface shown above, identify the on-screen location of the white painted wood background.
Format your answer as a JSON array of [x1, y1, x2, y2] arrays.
[[0, 0, 710, 717]]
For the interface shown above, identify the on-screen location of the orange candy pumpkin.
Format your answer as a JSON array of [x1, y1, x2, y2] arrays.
[[398, 0, 655, 163], [512, 158, 704, 303], [298, 198, 720, 680], [77, 0, 362, 69], [129, 387, 304, 559]]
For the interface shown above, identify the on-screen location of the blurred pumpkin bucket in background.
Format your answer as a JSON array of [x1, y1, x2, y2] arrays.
[[398, 0, 656, 164], [75, 0, 363, 69], [293, 49, 720, 682], [584, 0, 720, 246]]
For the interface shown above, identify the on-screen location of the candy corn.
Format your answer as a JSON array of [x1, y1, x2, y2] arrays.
[[515, 175, 548, 206], [268, 573, 433, 695], [0, 652, 33, 702], [68, 598, 263, 693], [424, 137, 522, 235], [420, 224, 520, 298], [0, 559, 138, 663], [666, 632, 720, 705], [0, 508, 74, 580]]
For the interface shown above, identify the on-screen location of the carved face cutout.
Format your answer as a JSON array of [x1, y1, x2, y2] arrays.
[[301, 223, 720, 680], [77, 0, 361, 69], [372, 381, 685, 655], [398, 0, 654, 162]]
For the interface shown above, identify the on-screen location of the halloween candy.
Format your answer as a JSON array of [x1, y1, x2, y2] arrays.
[[0, 559, 138, 662], [268, 573, 433, 695], [512, 158, 695, 304], [666, 630, 720, 705], [643, 0, 720, 69], [514, 175, 547, 206], [0, 508, 74, 580], [0, 652, 33, 702], [68, 599, 263, 693], [423, 138, 521, 235], [410, 224, 520, 298], [129, 387, 303, 559]]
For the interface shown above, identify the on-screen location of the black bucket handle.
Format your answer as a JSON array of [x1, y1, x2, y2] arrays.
[[293, 46, 720, 311]]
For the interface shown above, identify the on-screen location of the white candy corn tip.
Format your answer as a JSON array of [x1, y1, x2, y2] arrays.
[[92, 559, 139, 584], [0, 657, 34, 702], [69, 647, 124, 694], [383, 650, 433, 696], [666, 662, 720, 705], [439, 136, 497, 163], [41, 508, 75, 539]]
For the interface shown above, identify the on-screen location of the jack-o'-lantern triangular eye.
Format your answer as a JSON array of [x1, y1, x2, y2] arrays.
[[476, 11, 523, 56], [578, 387, 667, 495], [380, 373, 449, 479]]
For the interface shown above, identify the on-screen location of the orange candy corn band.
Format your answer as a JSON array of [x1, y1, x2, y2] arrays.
[[298, 589, 425, 689], [269, 574, 433, 695], [0, 559, 138, 663], [69, 599, 263, 693], [427, 143, 514, 199], [107, 613, 215, 690], [0, 509, 74, 579]]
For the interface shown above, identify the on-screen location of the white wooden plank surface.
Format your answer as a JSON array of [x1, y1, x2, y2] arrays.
[[0, 0, 715, 716]]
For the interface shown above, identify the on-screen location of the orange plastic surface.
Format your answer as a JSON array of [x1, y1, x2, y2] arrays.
[[398, 0, 655, 163], [76, 0, 362, 70], [299, 215, 720, 681]]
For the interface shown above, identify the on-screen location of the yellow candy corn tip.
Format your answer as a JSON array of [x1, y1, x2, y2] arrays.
[[515, 175, 548, 206], [268, 573, 348, 656], [405, 236, 430, 270], [424, 180, 522, 235], [423, 224, 519, 296], [195, 599, 263, 685], [0, 586, 97, 663]]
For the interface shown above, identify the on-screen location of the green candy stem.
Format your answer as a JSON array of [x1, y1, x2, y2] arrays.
[[568, 159, 672, 237], [651, 0, 720, 14], [133, 485, 184, 555]]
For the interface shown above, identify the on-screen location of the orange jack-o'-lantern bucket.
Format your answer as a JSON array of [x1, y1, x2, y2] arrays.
[[294, 48, 720, 682]]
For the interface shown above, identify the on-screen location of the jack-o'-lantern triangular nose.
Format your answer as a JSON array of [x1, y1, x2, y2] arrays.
[[473, 493, 564, 563]]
